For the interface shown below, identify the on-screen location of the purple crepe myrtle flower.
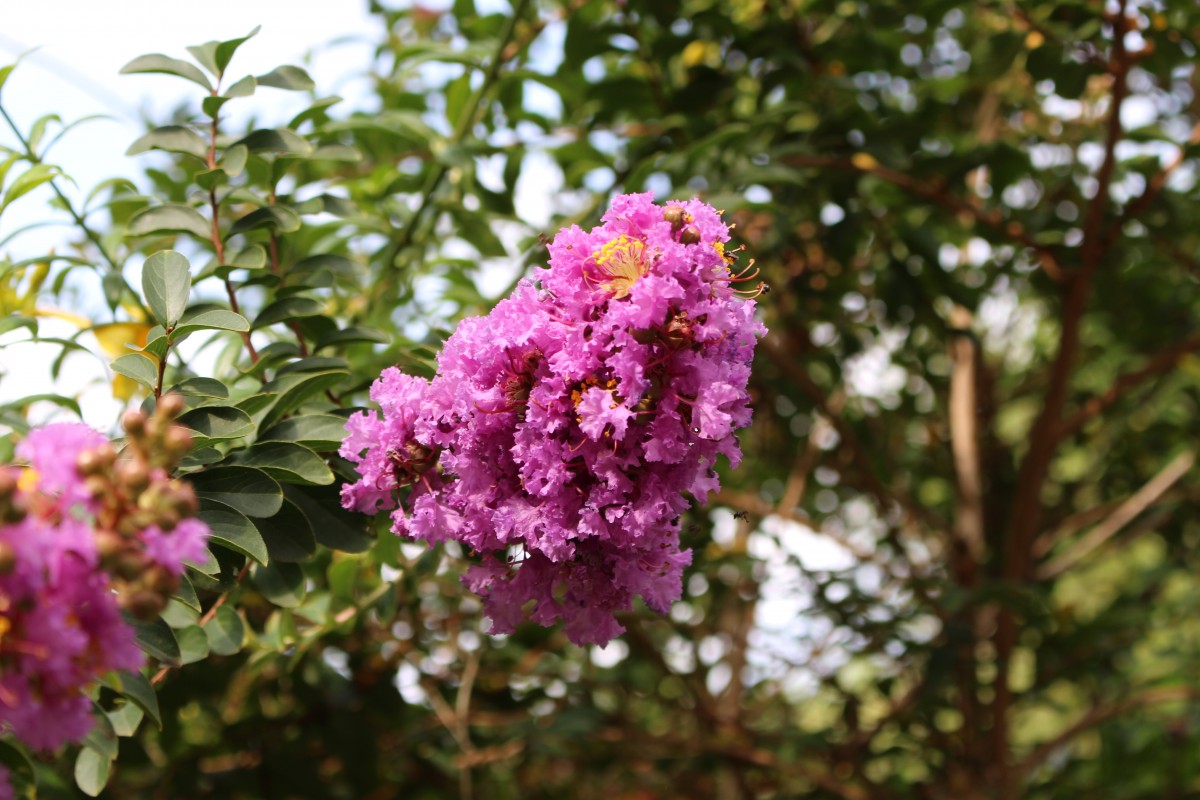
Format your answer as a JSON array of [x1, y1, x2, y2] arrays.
[[343, 193, 766, 646]]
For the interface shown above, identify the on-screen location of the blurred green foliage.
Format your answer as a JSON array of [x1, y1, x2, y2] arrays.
[[2, 0, 1200, 798]]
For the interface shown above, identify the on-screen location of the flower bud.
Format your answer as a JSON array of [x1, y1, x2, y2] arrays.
[[116, 550, 145, 581], [0, 541, 15, 575], [84, 475, 110, 500], [169, 480, 200, 517], [679, 225, 702, 245], [78, 443, 117, 476], [94, 529, 126, 563], [163, 426, 193, 459], [125, 590, 165, 621], [662, 206, 685, 228], [145, 565, 176, 595], [156, 393, 186, 422], [122, 410, 147, 437], [116, 459, 150, 493]]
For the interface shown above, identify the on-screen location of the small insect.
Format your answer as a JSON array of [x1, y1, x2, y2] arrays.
[[733, 510, 750, 521], [537, 232, 552, 249]]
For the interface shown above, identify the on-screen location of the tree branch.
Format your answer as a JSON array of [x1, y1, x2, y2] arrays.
[[1015, 685, 1200, 781], [1036, 450, 1193, 580], [1056, 333, 1200, 442], [782, 152, 1064, 281]]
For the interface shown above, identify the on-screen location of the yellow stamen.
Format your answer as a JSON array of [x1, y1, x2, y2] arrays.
[[589, 235, 649, 299], [16, 468, 38, 494]]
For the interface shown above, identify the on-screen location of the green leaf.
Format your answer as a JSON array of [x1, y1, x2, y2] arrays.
[[215, 26, 260, 74], [220, 143, 249, 176], [107, 700, 144, 737], [0, 392, 81, 418], [171, 309, 250, 339], [167, 377, 228, 399], [0, 315, 35, 336], [288, 253, 364, 284], [178, 405, 253, 442], [235, 128, 313, 156], [0, 739, 37, 799], [224, 74, 256, 98], [259, 414, 349, 450], [74, 747, 112, 797], [173, 573, 201, 612], [111, 353, 158, 391], [126, 126, 208, 160], [253, 560, 306, 607], [190, 466, 283, 518], [257, 65, 315, 91], [229, 205, 301, 236], [315, 326, 390, 351], [128, 615, 181, 664], [185, 41, 219, 76], [285, 485, 372, 553], [128, 204, 210, 240], [252, 296, 323, 328], [2, 164, 59, 211], [255, 498, 317, 562], [204, 606, 246, 656], [259, 370, 347, 430], [227, 243, 265, 268], [104, 671, 162, 730], [185, 547, 220, 576], [230, 442, 334, 485], [120, 53, 212, 89], [176, 625, 210, 664], [198, 499, 270, 565], [82, 707, 118, 759], [142, 250, 192, 328]]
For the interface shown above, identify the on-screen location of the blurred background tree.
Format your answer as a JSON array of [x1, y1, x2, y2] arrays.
[[4, 0, 1200, 798]]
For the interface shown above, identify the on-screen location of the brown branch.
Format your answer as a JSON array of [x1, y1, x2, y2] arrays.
[[151, 560, 252, 686], [1015, 685, 1200, 780], [1101, 121, 1200, 256], [948, 307, 985, 568], [205, 94, 258, 364], [995, 8, 1133, 791], [782, 153, 1064, 281], [1037, 450, 1193, 580], [1056, 333, 1200, 441]]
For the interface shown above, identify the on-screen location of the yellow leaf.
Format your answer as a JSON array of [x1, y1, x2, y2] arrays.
[[850, 152, 879, 171], [112, 374, 142, 402], [682, 40, 714, 68], [91, 322, 151, 357]]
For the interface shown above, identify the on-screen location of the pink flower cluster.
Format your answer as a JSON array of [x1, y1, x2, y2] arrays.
[[0, 423, 208, 751], [342, 193, 765, 645]]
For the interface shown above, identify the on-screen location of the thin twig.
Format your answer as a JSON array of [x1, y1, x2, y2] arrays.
[[1015, 685, 1200, 780], [151, 560, 252, 686], [782, 152, 1064, 281], [1037, 450, 1193, 579], [1056, 333, 1200, 442]]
